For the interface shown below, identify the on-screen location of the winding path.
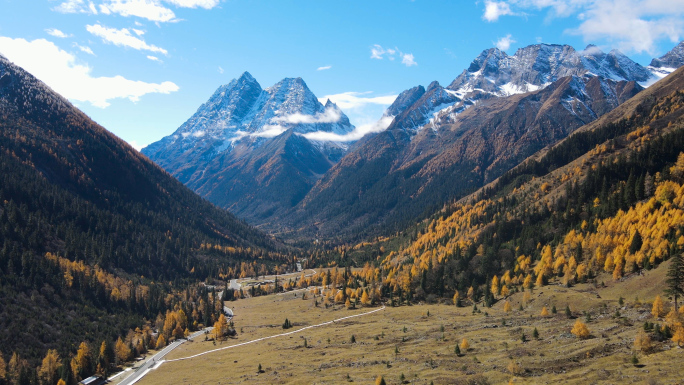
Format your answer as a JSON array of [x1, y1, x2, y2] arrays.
[[160, 305, 386, 364], [115, 328, 210, 385]]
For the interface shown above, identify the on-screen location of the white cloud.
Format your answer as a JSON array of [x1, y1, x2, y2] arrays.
[[317, 65, 332, 71], [370, 44, 385, 59], [569, 0, 684, 53], [163, 0, 221, 9], [87, 24, 168, 54], [318, 91, 397, 110], [370, 45, 417, 67], [147, 55, 161, 62], [254, 125, 287, 138], [302, 116, 394, 142], [0, 37, 178, 108], [75, 44, 95, 55], [218, 66, 224, 74], [99, 0, 177, 22], [272, 107, 342, 125], [483, 0, 684, 53], [132, 28, 146, 36], [46, 28, 72, 38], [483, 0, 514, 21], [127, 140, 143, 151], [54, 0, 98, 14], [94, 0, 219, 22], [495, 34, 516, 50], [401, 53, 417, 66]]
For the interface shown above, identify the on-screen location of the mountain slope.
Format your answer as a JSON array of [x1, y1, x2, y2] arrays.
[[278, 74, 641, 241], [266, 42, 684, 242], [345, 65, 684, 309], [143, 73, 353, 222], [0, 54, 287, 363]]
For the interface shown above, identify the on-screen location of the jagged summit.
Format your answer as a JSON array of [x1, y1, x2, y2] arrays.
[[142, 72, 355, 222], [143, 73, 354, 163], [387, 42, 673, 134]]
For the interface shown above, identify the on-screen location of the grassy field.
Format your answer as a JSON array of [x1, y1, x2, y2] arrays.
[[139, 264, 684, 385]]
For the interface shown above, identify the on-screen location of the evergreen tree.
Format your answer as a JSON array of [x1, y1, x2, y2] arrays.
[[665, 253, 684, 312]]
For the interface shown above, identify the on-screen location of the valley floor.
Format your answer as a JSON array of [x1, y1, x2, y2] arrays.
[[138, 266, 683, 385]]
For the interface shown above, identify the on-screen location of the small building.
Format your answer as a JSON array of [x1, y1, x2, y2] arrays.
[[79, 376, 106, 385]]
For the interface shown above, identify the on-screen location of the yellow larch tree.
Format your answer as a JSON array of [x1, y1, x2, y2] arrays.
[[491, 275, 500, 296], [155, 334, 166, 350], [652, 295, 665, 318], [360, 290, 371, 306], [71, 342, 91, 380], [460, 338, 470, 351], [38, 349, 61, 385], [571, 319, 590, 339], [503, 301, 512, 312], [500, 285, 510, 298], [213, 313, 229, 341], [523, 274, 533, 289], [115, 337, 131, 364], [672, 326, 684, 347], [541, 307, 550, 317]]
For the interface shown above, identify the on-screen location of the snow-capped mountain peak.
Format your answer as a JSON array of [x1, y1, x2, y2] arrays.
[[388, 42, 682, 135]]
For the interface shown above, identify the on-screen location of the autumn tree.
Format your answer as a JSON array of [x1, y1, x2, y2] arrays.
[[491, 275, 500, 297], [571, 319, 590, 339], [115, 337, 131, 365], [460, 338, 470, 351], [37, 349, 61, 385], [672, 326, 684, 347], [540, 307, 550, 317], [156, 334, 166, 350], [71, 342, 92, 381], [0, 352, 5, 385], [633, 331, 652, 354], [500, 285, 510, 298], [213, 314, 229, 341], [361, 290, 371, 306], [652, 295, 666, 318], [665, 253, 684, 312], [96, 341, 111, 378], [503, 301, 512, 312], [375, 375, 386, 385]]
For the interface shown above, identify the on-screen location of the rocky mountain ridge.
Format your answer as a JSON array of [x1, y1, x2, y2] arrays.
[[387, 43, 676, 133]]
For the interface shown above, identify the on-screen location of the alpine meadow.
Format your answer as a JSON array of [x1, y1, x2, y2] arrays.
[[2, 1, 684, 385]]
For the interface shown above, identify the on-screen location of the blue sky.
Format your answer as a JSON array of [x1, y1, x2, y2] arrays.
[[0, 0, 683, 149]]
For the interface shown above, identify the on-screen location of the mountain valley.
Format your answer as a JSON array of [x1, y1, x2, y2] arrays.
[[2, 31, 684, 385]]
